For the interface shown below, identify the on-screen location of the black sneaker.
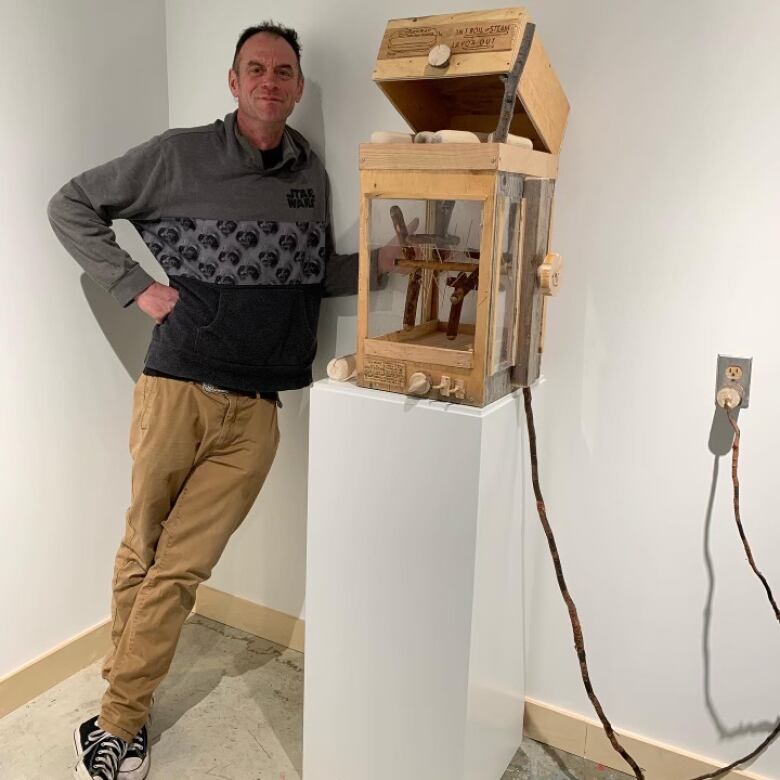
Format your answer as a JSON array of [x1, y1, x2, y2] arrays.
[[118, 722, 150, 780], [73, 715, 129, 779]]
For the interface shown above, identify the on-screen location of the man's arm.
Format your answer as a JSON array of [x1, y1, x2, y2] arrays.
[[47, 134, 169, 308], [322, 247, 386, 298]]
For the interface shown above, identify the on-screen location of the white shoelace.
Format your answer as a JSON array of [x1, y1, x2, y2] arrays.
[[75, 727, 128, 779], [127, 727, 146, 754]]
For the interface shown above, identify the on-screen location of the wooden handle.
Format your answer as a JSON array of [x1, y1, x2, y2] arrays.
[[390, 205, 408, 243], [447, 298, 465, 340], [404, 269, 422, 328], [446, 269, 479, 339], [390, 205, 415, 261], [538, 253, 562, 296], [431, 130, 482, 144]]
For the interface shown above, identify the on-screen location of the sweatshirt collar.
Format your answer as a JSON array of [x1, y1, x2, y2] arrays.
[[226, 110, 309, 174]]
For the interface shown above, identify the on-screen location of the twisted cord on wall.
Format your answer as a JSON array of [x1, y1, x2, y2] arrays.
[[689, 401, 780, 779], [724, 404, 780, 623], [522, 387, 646, 779], [522, 387, 780, 780]]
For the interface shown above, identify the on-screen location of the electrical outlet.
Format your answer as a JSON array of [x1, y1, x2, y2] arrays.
[[716, 355, 752, 409]]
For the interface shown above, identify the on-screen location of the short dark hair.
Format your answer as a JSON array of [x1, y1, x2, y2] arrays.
[[232, 22, 302, 73]]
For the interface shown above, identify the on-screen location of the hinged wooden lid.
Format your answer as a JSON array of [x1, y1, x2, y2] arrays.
[[372, 7, 569, 154]]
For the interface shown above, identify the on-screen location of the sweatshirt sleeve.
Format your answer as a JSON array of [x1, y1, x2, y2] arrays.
[[47, 134, 169, 307], [322, 173, 387, 298]]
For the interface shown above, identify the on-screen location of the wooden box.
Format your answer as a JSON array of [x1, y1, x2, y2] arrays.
[[356, 7, 569, 406]]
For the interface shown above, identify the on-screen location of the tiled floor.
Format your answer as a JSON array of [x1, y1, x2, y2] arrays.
[[0, 615, 631, 779]]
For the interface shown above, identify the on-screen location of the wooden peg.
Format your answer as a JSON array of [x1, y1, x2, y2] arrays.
[[428, 43, 451, 68], [327, 354, 357, 381], [538, 253, 562, 296]]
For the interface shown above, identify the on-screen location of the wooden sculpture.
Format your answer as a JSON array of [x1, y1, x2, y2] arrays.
[[352, 7, 569, 407]]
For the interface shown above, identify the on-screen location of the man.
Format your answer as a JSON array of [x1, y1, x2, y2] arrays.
[[49, 23, 394, 780]]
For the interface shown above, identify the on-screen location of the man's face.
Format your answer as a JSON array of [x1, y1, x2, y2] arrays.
[[229, 32, 304, 126]]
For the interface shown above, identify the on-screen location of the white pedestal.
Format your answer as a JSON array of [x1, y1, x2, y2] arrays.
[[303, 380, 526, 780]]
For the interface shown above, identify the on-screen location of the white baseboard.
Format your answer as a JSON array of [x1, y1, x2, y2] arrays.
[[192, 585, 305, 653], [524, 697, 770, 780], [0, 618, 111, 719], [1, 589, 772, 780]]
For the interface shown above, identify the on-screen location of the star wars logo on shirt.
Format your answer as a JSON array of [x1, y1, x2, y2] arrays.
[[287, 188, 316, 208]]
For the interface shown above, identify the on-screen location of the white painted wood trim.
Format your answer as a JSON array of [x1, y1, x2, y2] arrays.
[[0, 585, 303, 718], [0, 618, 111, 718], [193, 585, 305, 654], [524, 697, 770, 780]]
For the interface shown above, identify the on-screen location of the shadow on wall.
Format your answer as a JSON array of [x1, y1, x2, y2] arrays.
[[294, 77, 364, 376], [81, 273, 154, 381], [291, 79, 326, 168], [701, 407, 778, 746]]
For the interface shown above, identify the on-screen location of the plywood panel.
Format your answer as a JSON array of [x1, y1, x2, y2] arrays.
[[373, 7, 528, 88], [518, 36, 570, 154]]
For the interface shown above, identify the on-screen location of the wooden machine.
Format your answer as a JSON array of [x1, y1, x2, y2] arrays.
[[355, 7, 569, 407]]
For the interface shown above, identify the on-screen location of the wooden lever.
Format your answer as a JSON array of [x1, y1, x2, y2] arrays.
[[446, 269, 479, 340], [390, 205, 415, 261], [404, 268, 423, 328]]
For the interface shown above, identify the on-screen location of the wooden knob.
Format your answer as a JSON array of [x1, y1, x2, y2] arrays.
[[407, 372, 431, 395], [538, 253, 562, 296], [428, 44, 451, 68], [327, 354, 357, 381]]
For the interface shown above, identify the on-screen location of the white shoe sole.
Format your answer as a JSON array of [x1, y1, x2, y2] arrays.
[[118, 752, 151, 780], [118, 715, 152, 780], [72, 725, 93, 780]]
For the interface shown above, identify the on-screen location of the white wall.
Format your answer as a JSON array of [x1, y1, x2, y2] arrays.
[[522, 3, 780, 777], [166, 1, 780, 776], [0, 0, 168, 676]]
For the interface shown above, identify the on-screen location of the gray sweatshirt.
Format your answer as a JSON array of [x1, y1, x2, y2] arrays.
[[48, 111, 378, 392]]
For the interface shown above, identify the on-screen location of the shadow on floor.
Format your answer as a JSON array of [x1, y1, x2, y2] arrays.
[[154, 614, 304, 775]]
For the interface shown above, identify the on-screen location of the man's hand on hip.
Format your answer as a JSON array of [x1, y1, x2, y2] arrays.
[[135, 281, 179, 323]]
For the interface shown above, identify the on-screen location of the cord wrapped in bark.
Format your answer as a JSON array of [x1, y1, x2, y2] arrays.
[[724, 404, 780, 623], [522, 387, 646, 779]]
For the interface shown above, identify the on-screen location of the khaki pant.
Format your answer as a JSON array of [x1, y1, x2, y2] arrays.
[[98, 375, 279, 741]]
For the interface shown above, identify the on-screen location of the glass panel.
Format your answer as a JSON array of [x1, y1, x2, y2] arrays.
[[367, 198, 483, 353], [490, 174, 523, 373]]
